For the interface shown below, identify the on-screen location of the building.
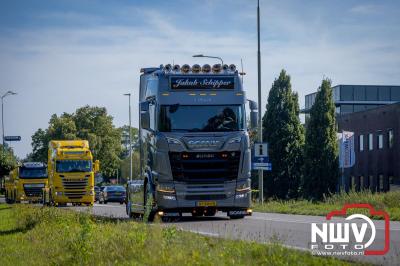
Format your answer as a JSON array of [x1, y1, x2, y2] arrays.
[[304, 85, 400, 115], [337, 103, 400, 192]]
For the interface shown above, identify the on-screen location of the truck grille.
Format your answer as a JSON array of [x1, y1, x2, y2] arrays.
[[24, 187, 43, 197], [62, 177, 88, 199], [169, 152, 240, 182], [185, 194, 227, 200]]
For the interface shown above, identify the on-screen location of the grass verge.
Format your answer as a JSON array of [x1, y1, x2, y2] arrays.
[[0, 204, 362, 266], [253, 190, 400, 220]]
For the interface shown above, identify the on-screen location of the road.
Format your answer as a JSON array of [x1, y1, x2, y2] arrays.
[[1, 196, 399, 265], [74, 202, 400, 266]]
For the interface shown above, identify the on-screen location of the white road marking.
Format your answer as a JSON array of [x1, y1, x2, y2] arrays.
[[186, 229, 220, 237], [248, 215, 400, 231]]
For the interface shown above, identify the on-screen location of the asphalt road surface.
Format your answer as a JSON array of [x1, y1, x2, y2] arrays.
[[1, 197, 399, 265], [76, 202, 400, 266]]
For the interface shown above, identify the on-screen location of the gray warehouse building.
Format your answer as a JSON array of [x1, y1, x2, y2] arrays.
[[304, 85, 400, 115], [303, 84, 400, 192]]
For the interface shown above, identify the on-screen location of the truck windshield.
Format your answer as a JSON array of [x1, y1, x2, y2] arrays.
[[19, 168, 47, 179], [56, 160, 92, 173], [159, 105, 244, 132]]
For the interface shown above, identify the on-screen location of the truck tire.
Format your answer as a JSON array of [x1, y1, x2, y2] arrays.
[[143, 182, 156, 222], [229, 215, 245, 219], [204, 209, 217, 217]]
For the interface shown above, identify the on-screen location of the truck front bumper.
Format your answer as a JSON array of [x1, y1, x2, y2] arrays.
[[155, 180, 251, 213]]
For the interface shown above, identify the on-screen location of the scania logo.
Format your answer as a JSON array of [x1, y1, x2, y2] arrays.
[[187, 140, 220, 147]]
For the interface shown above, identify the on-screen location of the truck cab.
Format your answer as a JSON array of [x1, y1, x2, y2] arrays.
[[46, 140, 99, 206], [15, 162, 48, 203], [127, 63, 258, 221]]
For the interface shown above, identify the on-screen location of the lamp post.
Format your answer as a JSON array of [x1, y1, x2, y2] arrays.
[[192, 54, 224, 65], [123, 93, 132, 181], [1, 91, 17, 148], [257, 0, 264, 204]]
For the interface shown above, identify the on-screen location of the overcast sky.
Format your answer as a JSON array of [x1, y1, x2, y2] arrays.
[[1, 0, 399, 158]]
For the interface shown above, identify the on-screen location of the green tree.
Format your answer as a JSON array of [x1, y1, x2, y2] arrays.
[[303, 79, 339, 200], [29, 105, 122, 178], [262, 70, 305, 199], [0, 145, 18, 178], [119, 151, 140, 182]]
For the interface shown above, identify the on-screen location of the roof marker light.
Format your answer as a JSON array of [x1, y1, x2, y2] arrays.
[[229, 64, 236, 72], [181, 64, 190, 73], [202, 64, 211, 73], [173, 64, 180, 71], [212, 64, 221, 73], [164, 64, 172, 72], [222, 64, 229, 71], [192, 64, 201, 73]]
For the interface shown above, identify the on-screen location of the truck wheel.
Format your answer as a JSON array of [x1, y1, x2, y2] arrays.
[[104, 201, 108, 204], [229, 215, 245, 219], [204, 209, 217, 217], [143, 182, 156, 222]]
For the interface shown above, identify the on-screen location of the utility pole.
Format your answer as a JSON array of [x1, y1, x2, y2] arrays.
[[257, 0, 264, 204], [123, 93, 133, 181], [1, 91, 17, 148]]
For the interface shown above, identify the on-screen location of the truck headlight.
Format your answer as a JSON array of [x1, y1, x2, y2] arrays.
[[55, 192, 63, 196], [236, 180, 250, 192], [157, 183, 175, 193]]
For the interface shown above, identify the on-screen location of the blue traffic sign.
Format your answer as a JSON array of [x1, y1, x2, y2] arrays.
[[4, 136, 21, 141], [251, 143, 271, 171]]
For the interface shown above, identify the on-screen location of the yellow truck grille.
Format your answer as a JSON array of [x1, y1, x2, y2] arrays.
[[62, 177, 88, 199]]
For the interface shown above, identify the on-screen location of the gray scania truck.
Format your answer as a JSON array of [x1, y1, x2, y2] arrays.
[[126, 63, 258, 221]]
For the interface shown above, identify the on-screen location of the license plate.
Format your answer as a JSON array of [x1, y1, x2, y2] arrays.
[[197, 201, 217, 207]]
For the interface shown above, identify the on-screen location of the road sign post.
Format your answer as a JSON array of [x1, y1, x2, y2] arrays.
[[252, 143, 272, 200]]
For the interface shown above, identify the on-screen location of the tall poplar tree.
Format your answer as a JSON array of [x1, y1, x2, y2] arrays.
[[303, 79, 339, 200], [262, 70, 304, 199]]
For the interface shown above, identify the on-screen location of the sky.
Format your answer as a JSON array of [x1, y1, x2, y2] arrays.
[[1, 0, 400, 158]]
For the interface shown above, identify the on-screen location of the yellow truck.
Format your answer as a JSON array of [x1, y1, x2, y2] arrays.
[[15, 162, 48, 203], [4, 169, 18, 203], [45, 140, 99, 206], [5, 163, 48, 203]]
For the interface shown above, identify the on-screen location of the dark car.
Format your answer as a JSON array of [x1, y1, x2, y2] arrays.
[[99, 186, 126, 204], [94, 186, 101, 202]]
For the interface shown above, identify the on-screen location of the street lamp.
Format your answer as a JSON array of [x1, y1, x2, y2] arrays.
[[1, 90, 17, 147], [123, 93, 132, 182], [256, 0, 264, 204], [192, 54, 224, 65]]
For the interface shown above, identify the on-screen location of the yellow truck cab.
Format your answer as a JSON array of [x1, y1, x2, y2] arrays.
[[15, 162, 48, 203], [46, 140, 99, 206], [4, 169, 18, 203]]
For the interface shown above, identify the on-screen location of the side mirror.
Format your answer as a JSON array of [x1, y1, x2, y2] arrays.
[[94, 160, 100, 173], [140, 102, 150, 130], [248, 100, 258, 129], [140, 101, 149, 112], [250, 111, 258, 129], [141, 112, 150, 130]]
